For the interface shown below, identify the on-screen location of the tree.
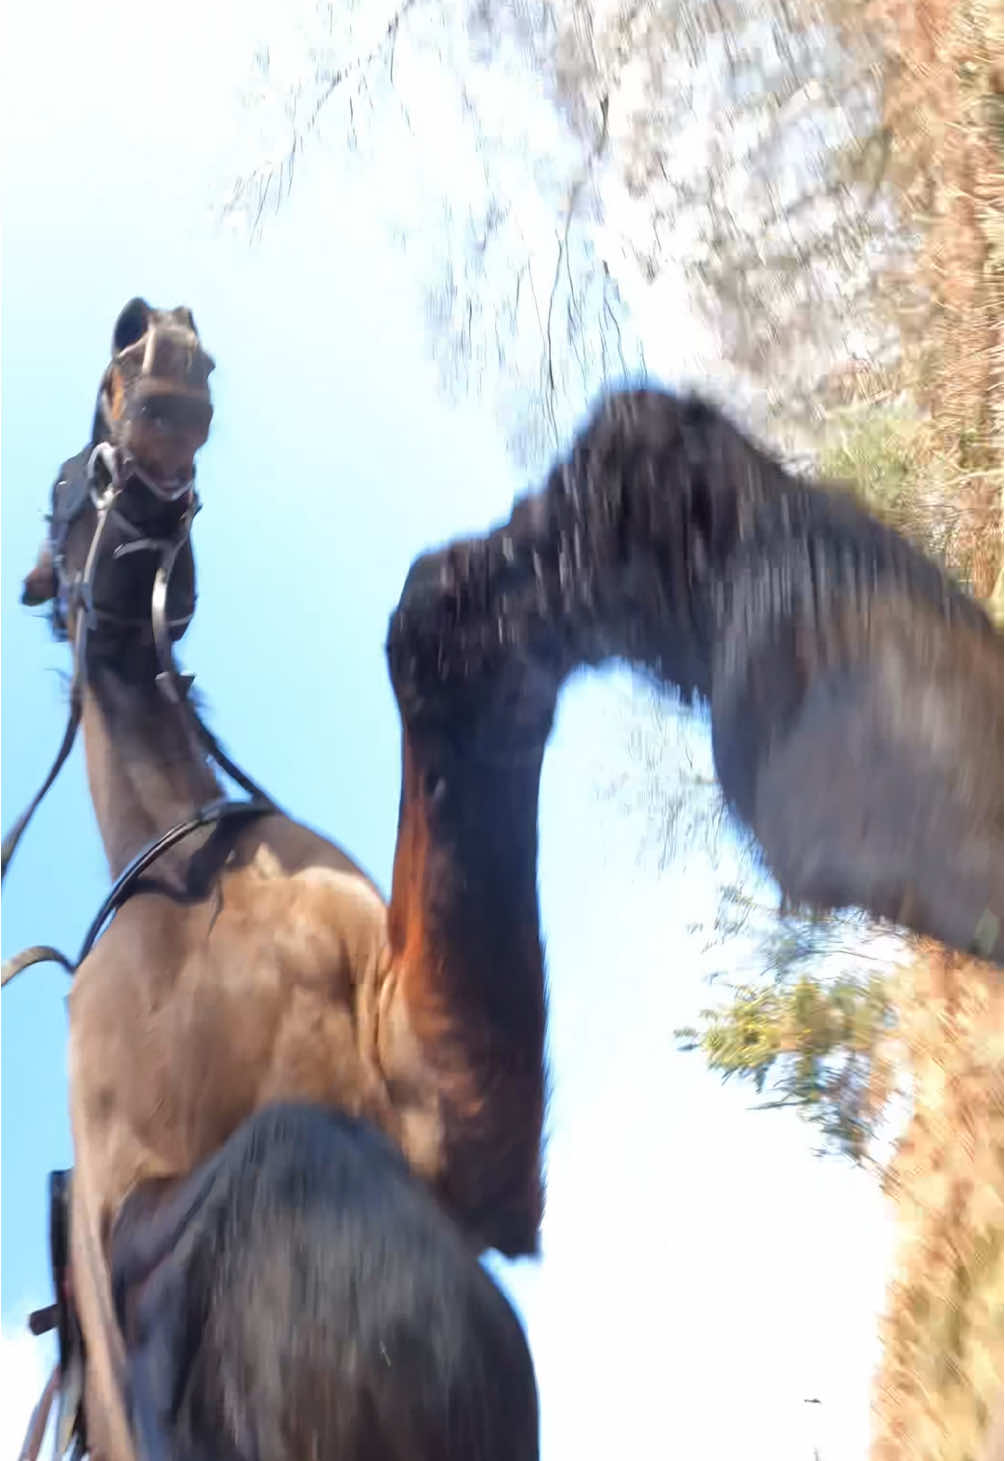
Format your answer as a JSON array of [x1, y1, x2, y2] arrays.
[[676, 887, 901, 1164], [224, 0, 643, 470], [225, 0, 905, 465], [548, 0, 908, 451]]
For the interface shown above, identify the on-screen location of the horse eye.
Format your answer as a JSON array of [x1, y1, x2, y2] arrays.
[[113, 298, 152, 353]]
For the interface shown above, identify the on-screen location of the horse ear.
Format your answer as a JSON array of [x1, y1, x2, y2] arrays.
[[22, 542, 57, 606]]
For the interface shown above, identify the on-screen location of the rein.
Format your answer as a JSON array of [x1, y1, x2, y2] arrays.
[[2, 443, 277, 982], [0, 464, 121, 879], [1, 797, 272, 988]]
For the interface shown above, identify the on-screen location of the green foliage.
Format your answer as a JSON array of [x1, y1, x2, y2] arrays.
[[678, 886, 898, 1163], [818, 402, 1002, 596], [819, 408, 918, 516], [818, 406, 958, 564]]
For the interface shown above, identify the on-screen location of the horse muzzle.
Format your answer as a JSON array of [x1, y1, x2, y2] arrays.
[[101, 303, 215, 494]]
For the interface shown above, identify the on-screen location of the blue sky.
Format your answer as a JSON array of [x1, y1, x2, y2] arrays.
[[2, 3, 895, 1457]]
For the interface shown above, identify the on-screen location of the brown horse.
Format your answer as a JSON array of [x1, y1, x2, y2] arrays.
[[16, 300, 542, 1461], [14, 304, 1003, 1461]]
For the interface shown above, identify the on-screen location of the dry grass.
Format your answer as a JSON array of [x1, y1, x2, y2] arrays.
[[819, 403, 978, 569], [816, 0, 1003, 1453], [873, 950, 1004, 1461], [820, 0, 1003, 589], [863, 0, 1002, 595], [882, 0, 999, 593]]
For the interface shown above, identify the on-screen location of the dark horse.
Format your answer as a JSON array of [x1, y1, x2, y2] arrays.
[[12, 300, 1003, 1460]]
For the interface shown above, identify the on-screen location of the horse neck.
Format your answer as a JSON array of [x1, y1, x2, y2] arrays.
[[80, 649, 221, 879]]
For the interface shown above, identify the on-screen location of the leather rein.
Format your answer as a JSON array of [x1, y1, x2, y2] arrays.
[[1, 444, 275, 988]]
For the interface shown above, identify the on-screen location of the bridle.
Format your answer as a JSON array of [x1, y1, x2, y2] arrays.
[[2, 798, 272, 988], [1, 442, 276, 986], [5, 429, 276, 1461]]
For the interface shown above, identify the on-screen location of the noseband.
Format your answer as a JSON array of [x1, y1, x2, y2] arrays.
[[62, 441, 199, 644], [2, 446, 276, 983]]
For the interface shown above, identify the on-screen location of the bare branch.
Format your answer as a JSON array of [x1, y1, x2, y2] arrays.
[[301, 0, 423, 144]]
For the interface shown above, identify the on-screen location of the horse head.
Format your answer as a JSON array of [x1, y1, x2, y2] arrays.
[[93, 297, 215, 495], [21, 299, 216, 655]]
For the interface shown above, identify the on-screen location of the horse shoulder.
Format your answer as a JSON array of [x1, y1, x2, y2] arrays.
[[68, 850, 401, 1208], [218, 856, 401, 1119]]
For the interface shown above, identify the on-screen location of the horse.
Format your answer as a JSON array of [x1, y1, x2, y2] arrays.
[[387, 388, 1003, 968], [12, 305, 1002, 1460], [13, 299, 543, 1461]]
